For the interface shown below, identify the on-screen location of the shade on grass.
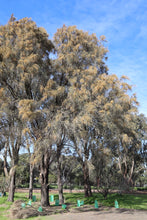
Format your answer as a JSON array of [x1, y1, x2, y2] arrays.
[[2, 192, 147, 210], [64, 192, 147, 210]]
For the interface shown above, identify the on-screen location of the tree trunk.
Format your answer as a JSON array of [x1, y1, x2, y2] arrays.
[[29, 163, 34, 199], [69, 180, 72, 193], [7, 153, 19, 202], [57, 170, 64, 204], [40, 152, 50, 206], [3, 144, 9, 177], [97, 177, 100, 188], [83, 161, 92, 197], [57, 146, 64, 204], [41, 183, 49, 206], [7, 168, 16, 202]]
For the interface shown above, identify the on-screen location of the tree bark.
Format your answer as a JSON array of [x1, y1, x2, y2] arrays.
[[29, 163, 34, 199], [57, 145, 64, 204], [7, 150, 19, 202], [40, 151, 50, 206], [3, 144, 9, 177], [7, 168, 16, 202], [83, 161, 92, 197], [57, 169, 64, 204], [69, 180, 72, 193], [128, 159, 134, 186]]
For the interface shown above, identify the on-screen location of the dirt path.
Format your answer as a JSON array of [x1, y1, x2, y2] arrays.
[[46, 208, 147, 220], [15, 188, 147, 195]]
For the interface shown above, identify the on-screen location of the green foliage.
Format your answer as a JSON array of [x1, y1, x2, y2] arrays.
[[48, 174, 57, 184], [134, 186, 147, 191], [15, 153, 40, 187]]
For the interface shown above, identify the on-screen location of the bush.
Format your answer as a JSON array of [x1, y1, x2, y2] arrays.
[[136, 187, 147, 191]]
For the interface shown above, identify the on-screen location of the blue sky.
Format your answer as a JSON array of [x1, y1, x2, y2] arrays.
[[0, 0, 147, 116]]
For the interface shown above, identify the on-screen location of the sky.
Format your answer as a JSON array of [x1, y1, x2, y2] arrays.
[[0, 0, 147, 116]]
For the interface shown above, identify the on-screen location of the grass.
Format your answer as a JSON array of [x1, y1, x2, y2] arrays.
[[0, 191, 147, 220], [64, 192, 147, 210], [0, 194, 12, 220]]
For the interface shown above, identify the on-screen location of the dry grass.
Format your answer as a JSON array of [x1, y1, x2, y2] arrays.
[[9, 200, 68, 219]]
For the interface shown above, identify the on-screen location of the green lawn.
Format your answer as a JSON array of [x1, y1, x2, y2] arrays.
[[64, 192, 147, 210], [0, 192, 147, 219], [0, 196, 12, 220]]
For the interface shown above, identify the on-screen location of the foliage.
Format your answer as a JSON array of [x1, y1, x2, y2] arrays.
[[0, 159, 5, 175], [0, 14, 55, 202], [14, 153, 40, 187], [49, 155, 84, 188], [0, 16, 147, 204], [0, 174, 9, 193]]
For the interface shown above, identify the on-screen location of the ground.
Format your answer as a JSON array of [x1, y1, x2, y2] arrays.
[[48, 208, 147, 220], [9, 200, 147, 220], [8, 189, 147, 219]]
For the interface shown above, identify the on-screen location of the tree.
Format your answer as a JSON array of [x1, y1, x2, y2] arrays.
[[53, 25, 108, 197], [0, 92, 23, 201], [44, 114, 68, 204], [0, 159, 4, 175], [91, 74, 147, 190], [71, 73, 141, 195], [14, 153, 30, 186], [91, 145, 120, 198], [59, 155, 83, 191], [115, 114, 147, 189], [0, 15, 54, 202], [19, 59, 66, 206], [19, 106, 56, 206], [50, 154, 83, 192], [14, 153, 39, 189], [1, 18, 145, 205], [21, 130, 36, 199]]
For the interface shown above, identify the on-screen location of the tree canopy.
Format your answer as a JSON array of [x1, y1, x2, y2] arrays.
[[0, 16, 147, 206]]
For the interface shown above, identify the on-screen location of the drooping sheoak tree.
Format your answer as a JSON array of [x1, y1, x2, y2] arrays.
[[0, 14, 54, 202]]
